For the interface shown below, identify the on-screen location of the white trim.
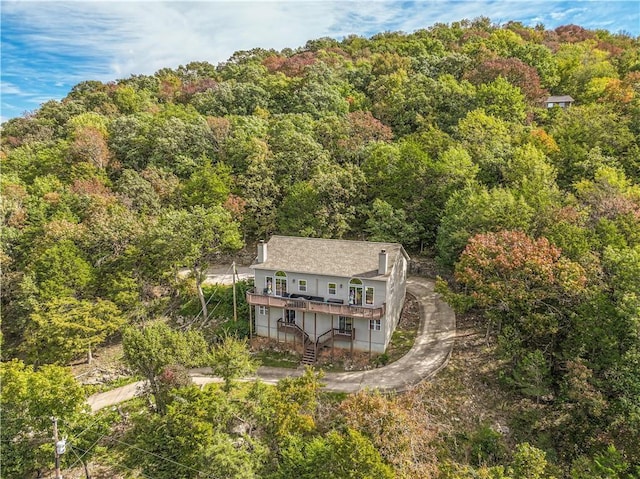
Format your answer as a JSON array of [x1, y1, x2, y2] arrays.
[[274, 271, 287, 297], [365, 286, 374, 305], [298, 279, 307, 292]]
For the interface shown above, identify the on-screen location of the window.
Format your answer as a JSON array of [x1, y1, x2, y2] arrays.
[[258, 306, 268, 315], [328, 282, 337, 295], [265, 277, 273, 295], [369, 319, 381, 331], [365, 287, 374, 305], [298, 279, 307, 292]]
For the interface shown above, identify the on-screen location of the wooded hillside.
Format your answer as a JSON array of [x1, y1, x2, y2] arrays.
[[1, 18, 639, 478]]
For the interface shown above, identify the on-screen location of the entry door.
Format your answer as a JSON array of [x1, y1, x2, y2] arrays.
[[349, 285, 363, 305], [275, 277, 287, 296], [339, 316, 353, 333]]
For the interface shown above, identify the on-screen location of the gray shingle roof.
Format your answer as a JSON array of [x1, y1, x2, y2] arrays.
[[252, 236, 408, 280]]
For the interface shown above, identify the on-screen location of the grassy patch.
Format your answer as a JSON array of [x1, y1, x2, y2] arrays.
[[253, 349, 300, 368], [386, 327, 418, 362], [383, 293, 420, 363]]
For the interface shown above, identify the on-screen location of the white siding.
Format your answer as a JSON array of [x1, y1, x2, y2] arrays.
[[253, 257, 405, 354]]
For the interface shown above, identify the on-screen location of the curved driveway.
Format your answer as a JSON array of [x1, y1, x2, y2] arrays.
[[88, 277, 455, 411]]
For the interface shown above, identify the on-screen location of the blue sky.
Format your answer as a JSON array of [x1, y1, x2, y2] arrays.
[[1, 1, 639, 122]]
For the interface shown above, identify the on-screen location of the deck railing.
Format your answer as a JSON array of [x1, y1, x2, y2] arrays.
[[246, 289, 385, 319], [276, 317, 310, 345], [316, 327, 354, 347]]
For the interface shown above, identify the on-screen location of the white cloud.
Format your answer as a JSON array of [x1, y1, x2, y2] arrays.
[[0, 81, 26, 96], [4, 1, 639, 83], [550, 7, 587, 20], [1, 1, 638, 122], [3, 1, 357, 81]]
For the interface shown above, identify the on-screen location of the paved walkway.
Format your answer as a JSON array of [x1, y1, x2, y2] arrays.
[[88, 277, 455, 411]]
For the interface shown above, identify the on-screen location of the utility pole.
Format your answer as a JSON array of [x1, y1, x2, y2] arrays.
[[232, 261, 238, 322], [52, 417, 64, 479]]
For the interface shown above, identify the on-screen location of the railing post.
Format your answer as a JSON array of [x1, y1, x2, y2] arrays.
[[351, 328, 354, 356]]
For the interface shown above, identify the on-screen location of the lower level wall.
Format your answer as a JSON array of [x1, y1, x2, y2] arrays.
[[253, 307, 387, 353]]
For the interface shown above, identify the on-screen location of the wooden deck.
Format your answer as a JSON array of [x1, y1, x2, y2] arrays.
[[246, 290, 385, 319]]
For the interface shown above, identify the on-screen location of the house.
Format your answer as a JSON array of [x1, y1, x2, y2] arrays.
[[545, 95, 575, 108], [246, 236, 409, 363]]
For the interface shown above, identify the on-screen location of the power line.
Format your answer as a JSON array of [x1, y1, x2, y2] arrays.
[[62, 418, 216, 479], [108, 436, 216, 478], [64, 435, 103, 472], [67, 444, 158, 479], [62, 412, 109, 442]]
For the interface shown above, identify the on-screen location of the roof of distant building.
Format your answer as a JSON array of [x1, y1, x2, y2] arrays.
[[252, 235, 409, 280], [546, 95, 575, 103]]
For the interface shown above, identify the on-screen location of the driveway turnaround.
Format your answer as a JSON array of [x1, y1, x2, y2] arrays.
[[88, 277, 455, 412]]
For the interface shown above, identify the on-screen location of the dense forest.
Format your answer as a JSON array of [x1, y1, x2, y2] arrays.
[[1, 17, 640, 478]]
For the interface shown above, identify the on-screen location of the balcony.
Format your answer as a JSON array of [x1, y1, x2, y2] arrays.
[[246, 289, 385, 320]]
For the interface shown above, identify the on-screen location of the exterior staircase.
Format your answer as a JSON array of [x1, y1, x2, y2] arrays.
[[301, 341, 316, 365], [277, 318, 356, 367]]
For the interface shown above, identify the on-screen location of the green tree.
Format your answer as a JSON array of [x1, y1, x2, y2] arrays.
[[571, 445, 635, 479], [254, 368, 324, 442], [420, 144, 479, 245], [555, 41, 617, 100], [277, 181, 322, 237], [275, 429, 394, 479], [365, 198, 421, 247], [237, 145, 280, 238], [181, 159, 232, 208], [0, 360, 87, 478], [456, 108, 520, 186], [126, 385, 267, 479], [436, 186, 534, 268], [268, 115, 329, 186], [210, 335, 258, 392], [108, 113, 154, 170], [361, 139, 430, 209], [290, 62, 351, 118], [122, 322, 210, 414], [476, 76, 527, 123], [192, 80, 270, 116], [607, 348, 640, 467], [549, 105, 635, 188], [509, 443, 553, 479], [113, 83, 154, 114], [146, 206, 243, 320], [114, 168, 161, 214], [24, 297, 123, 365], [510, 350, 553, 402]]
